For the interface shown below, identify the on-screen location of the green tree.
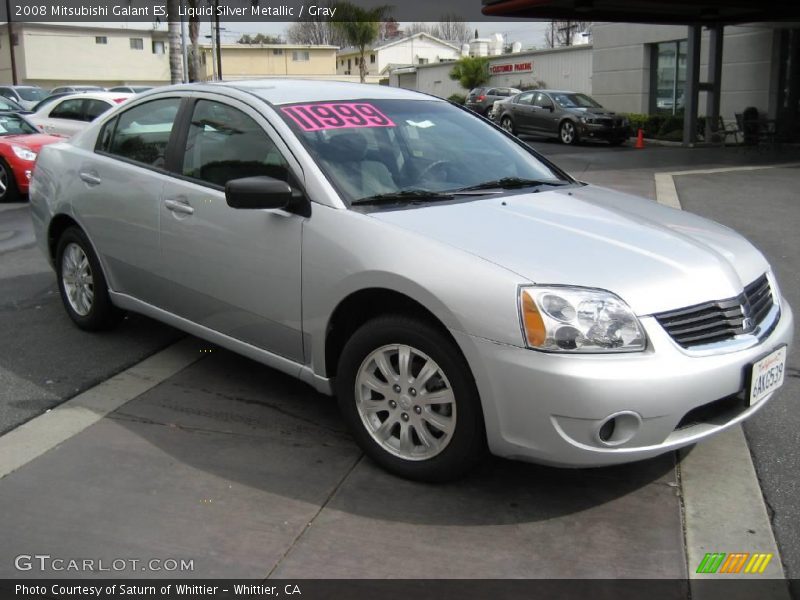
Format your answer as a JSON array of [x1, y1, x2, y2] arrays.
[[333, 2, 391, 83], [449, 56, 489, 90]]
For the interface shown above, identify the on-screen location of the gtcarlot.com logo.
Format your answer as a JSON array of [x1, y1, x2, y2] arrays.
[[696, 552, 773, 574], [14, 554, 194, 572]]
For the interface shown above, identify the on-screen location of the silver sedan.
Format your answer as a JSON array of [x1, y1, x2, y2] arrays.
[[29, 81, 793, 481]]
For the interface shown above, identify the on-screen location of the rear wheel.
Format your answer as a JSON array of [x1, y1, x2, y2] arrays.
[[560, 120, 579, 145], [337, 315, 485, 482], [56, 227, 122, 331], [0, 159, 20, 203], [501, 116, 515, 135]]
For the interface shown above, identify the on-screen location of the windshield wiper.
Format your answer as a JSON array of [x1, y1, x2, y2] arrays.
[[351, 189, 455, 206], [454, 177, 569, 192]]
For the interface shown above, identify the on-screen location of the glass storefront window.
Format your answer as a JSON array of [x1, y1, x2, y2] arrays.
[[652, 40, 687, 115]]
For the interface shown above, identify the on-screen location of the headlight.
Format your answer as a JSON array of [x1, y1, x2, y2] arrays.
[[519, 286, 646, 353], [12, 146, 37, 161]]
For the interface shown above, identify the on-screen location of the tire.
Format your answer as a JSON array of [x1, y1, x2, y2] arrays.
[[336, 315, 486, 482], [500, 116, 515, 135], [559, 120, 579, 145], [0, 158, 20, 203], [56, 227, 122, 331]]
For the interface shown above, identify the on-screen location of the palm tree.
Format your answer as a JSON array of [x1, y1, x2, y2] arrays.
[[449, 56, 490, 91], [167, 0, 182, 83], [333, 2, 391, 83]]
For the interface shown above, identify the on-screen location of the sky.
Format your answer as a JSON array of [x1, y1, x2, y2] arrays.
[[83, 19, 553, 49]]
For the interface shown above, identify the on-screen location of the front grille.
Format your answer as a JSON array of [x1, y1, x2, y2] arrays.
[[654, 274, 774, 348]]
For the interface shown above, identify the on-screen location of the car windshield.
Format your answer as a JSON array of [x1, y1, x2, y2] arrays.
[[278, 99, 567, 205], [0, 114, 38, 135], [16, 87, 47, 102], [551, 93, 603, 109]]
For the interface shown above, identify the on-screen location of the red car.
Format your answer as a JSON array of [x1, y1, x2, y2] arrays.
[[0, 111, 63, 202]]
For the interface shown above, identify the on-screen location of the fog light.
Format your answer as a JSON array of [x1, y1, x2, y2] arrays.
[[595, 411, 642, 446], [598, 418, 616, 442]]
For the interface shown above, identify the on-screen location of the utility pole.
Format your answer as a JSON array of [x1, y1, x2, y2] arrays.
[[214, 0, 222, 79], [5, 0, 18, 84], [208, 25, 217, 81]]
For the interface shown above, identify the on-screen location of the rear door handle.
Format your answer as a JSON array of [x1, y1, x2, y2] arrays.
[[79, 171, 102, 186], [164, 198, 194, 215]]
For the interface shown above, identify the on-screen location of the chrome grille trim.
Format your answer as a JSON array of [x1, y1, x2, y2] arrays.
[[654, 274, 777, 349]]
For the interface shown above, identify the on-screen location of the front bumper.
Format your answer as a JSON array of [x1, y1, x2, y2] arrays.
[[578, 123, 631, 141], [453, 297, 793, 467]]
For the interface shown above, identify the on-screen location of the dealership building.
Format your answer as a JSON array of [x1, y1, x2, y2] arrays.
[[390, 21, 799, 143]]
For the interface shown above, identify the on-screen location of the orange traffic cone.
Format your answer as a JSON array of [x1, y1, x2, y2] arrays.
[[635, 128, 645, 149]]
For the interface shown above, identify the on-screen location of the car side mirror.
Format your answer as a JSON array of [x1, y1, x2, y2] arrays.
[[226, 176, 295, 211]]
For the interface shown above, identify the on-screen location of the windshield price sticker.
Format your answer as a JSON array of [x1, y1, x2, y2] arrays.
[[282, 103, 395, 132]]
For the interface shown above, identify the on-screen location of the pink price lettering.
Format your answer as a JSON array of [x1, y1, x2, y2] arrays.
[[282, 103, 396, 132]]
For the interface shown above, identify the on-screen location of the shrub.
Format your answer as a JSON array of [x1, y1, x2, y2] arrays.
[[447, 93, 466, 105]]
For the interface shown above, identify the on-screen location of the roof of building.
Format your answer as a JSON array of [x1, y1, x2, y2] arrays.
[[337, 32, 461, 56], [201, 43, 339, 50]]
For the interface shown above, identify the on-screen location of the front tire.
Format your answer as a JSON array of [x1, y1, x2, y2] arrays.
[[0, 159, 20, 203], [336, 316, 485, 482], [560, 120, 579, 145], [56, 227, 122, 331]]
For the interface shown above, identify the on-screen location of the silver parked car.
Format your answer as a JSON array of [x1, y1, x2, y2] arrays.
[[30, 81, 793, 482]]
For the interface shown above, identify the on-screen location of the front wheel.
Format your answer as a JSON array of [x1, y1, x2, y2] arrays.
[[336, 316, 485, 482], [560, 120, 579, 145]]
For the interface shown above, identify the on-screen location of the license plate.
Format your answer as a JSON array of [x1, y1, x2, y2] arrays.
[[748, 346, 787, 406]]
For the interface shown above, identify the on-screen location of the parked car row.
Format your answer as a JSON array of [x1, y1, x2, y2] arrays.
[[0, 89, 138, 201], [0, 84, 152, 110]]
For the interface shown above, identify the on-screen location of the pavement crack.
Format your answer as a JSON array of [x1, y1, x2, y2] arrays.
[[262, 453, 364, 580]]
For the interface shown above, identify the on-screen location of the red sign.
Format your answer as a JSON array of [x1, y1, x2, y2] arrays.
[[489, 61, 533, 75]]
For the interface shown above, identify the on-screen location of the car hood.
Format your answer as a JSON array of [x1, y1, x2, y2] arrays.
[[367, 185, 770, 316], [1, 133, 64, 150]]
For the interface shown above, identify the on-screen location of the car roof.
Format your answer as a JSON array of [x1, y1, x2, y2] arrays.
[[50, 92, 133, 101], [170, 79, 444, 106]]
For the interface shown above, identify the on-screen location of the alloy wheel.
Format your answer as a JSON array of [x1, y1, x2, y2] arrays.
[[0, 164, 7, 199], [355, 344, 456, 461], [61, 243, 94, 316], [561, 121, 576, 144]]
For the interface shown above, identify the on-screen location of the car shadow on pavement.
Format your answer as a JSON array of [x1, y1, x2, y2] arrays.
[[106, 345, 678, 528]]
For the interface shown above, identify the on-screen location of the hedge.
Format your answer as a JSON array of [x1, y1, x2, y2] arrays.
[[626, 112, 708, 141], [448, 93, 466, 105]]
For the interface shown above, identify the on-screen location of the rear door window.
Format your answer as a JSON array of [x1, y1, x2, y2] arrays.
[[105, 98, 181, 169]]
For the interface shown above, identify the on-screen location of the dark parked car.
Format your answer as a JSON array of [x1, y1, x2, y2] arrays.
[[494, 90, 631, 145], [465, 87, 520, 116]]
